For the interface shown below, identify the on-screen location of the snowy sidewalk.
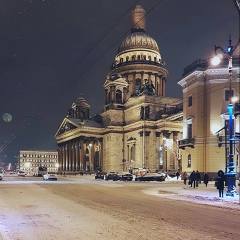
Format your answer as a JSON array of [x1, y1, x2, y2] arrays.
[[151, 178, 240, 209]]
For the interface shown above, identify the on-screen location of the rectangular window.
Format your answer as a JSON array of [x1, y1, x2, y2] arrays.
[[225, 90, 234, 101], [187, 123, 192, 139], [188, 96, 192, 107]]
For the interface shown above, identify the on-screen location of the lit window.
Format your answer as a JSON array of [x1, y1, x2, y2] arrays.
[[187, 154, 191, 167]]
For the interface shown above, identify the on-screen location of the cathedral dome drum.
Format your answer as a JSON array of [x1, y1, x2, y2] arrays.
[[117, 32, 160, 54]]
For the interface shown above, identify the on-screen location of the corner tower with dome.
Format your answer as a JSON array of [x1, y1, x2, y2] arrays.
[[55, 6, 183, 174]]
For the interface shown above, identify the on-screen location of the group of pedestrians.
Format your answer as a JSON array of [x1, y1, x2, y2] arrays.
[[182, 170, 210, 188], [182, 169, 226, 197]]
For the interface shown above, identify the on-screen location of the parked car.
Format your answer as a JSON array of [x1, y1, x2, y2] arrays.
[[167, 169, 178, 177], [120, 172, 133, 181], [18, 171, 27, 177], [0, 171, 3, 180], [94, 171, 106, 179], [43, 172, 57, 181], [135, 173, 165, 182], [105, 172, 121, 181]]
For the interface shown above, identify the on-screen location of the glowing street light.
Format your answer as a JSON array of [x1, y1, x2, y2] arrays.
[[212, 35, 239, 196]]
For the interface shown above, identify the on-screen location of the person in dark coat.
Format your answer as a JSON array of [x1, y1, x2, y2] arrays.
[[217, 170, 225, 197], [196, 170, 201, 187], [189, 170, 196, 188], [176, 171, 180, 180], [203, 172, 209, 187], [182, 172, 188, 185]]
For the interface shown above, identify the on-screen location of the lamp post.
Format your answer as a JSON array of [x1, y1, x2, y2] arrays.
[[211, 35, 240, 196]]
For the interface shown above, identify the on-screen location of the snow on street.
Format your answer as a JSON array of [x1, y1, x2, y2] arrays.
[[0, 175, 239, 240]]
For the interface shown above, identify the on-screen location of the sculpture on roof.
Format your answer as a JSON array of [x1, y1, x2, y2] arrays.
[[138, 79, 155, 96]]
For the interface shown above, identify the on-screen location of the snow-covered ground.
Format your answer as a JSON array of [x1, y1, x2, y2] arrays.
[[146, 176, 240, 209], [61, 174, 240, 209], [0, 175, 239, 240]]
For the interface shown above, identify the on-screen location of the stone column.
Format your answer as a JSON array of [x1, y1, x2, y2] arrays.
[[162, 78, 166, 97], [154, 74, 158, 96], [99, 139, 103, 171], [90, 141, 95, 172], [82, 141, 87, 171], [69, 143, 73, 171], [75, 140, 80, 171], [105, 89, 108, 105], [132, 72, 136, 95], [79, 139, 84, 171], [110, 86, 115, 103], [72, 141, 76, 171], [159, 76, 162, 96], [65, 144, 68, 171], [123, 87, 127, 103]]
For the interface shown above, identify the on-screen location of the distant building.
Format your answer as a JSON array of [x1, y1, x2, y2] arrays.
[[178, 53, 240, 178], [19, 150, 58, 175], [55, 5, 183, 173]]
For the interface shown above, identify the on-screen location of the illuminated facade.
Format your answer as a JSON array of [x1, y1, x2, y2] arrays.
[[55, 5, 183, 173], [178, 55, 240, 178], [19, 150, 58, 175]]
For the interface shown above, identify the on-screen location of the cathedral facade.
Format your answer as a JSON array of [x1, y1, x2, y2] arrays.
[[55, 6, 183, 173]]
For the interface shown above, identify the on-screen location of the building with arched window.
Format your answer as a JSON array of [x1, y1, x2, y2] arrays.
[[55, 5, 183, 174], [178, 53, 240, 179]]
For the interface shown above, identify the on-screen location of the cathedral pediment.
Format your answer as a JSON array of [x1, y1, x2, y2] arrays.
[[55, 118, 80, 137], [104, 77, 128, 89]]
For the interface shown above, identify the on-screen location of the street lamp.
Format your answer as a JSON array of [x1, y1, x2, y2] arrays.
[[211, 35, 240, 196]]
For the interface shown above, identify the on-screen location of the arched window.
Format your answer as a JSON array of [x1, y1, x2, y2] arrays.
[[187, 154, 191, 168], [148, 56, 151, 61], [126, 56, 129, 62], [135, 78, 141, 95], [120, 58, 123, 63], [132, 56, 135, 61], [137, 55, 140, 60], [154, 57, 157, 62], [116, 89, 122, 103]]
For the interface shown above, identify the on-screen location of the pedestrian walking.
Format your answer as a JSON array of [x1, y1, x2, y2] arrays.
[[196, 170, 201, 187], [176, 171, 180, 180], [189, 170, 196, 188], [182, 171, 188, 185], [203, 172, 209, 187], [216, 170, 225, 197]]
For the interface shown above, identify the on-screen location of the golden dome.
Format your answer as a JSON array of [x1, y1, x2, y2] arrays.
[[117, 5, 159, 54], [117, 32, 159, 54]]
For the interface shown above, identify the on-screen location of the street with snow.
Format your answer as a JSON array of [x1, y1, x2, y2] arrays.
[[0, 175, 239, 240]]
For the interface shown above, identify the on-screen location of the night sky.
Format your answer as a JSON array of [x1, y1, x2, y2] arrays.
[[0, 0, 239, 166]]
